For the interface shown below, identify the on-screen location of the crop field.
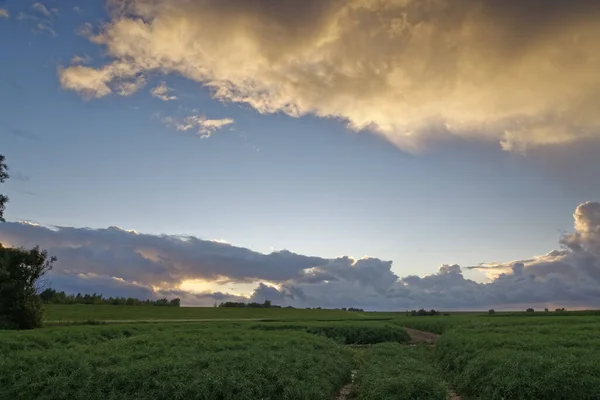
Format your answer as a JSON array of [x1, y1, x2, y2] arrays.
[[0, 322, 353, 400], [3, 305, 600, 399], [436, 316, 600, 400], [42, 304, 402, 322]]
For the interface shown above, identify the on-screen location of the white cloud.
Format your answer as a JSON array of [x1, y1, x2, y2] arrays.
[[150, 81, 177, 101], [0, 8, 8, 18], [70, 55, 92, 65], [32, 3, 53, 18], [72, 6, 83, 14], [3, 202, 600, 309], [59, 61, 144, 98], [163, 115, 234, 138], [57, 0, 600, 152]]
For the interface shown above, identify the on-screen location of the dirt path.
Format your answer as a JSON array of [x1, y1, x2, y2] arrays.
[[401, 328, 463, 400], [335, 370, 357, 400], [403, 327, 441, 344]]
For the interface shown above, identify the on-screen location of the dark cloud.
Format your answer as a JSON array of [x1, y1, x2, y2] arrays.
[[0, 223, 327, 286], [3, 202, 600, 309]]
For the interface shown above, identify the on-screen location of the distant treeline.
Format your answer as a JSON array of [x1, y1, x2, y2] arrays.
[[408, 309, 446, 316], [217, 300, 281, 308], [39, 289, 181, 307], [216, 301, 365, 312]]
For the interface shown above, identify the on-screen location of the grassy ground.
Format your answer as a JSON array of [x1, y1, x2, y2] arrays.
[[9, 305, 600, 399], [43, 304, 393, 322], [436, 316, 600, 399], [351, 344, 448, 400], [0, 323, 353, 400], [250, 320, 410, 344]]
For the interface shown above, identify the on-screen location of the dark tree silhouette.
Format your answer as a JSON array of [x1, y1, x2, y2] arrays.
[[0, 155, 56, 329], [0, 155, 8, 222]]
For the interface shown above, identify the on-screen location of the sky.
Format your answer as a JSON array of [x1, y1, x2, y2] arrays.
[[1, 0, 600, 310]]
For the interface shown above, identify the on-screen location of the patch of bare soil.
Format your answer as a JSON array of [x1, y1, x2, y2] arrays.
[[447, 390, 462, 399], [403, 327, 441, 345], [335, 370, 357, 400]]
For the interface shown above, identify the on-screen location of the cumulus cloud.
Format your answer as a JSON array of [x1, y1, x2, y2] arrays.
[[0, 8, 8, 18], [57, 0, 600, 152], [150, 81, 177, 101], [3, 202, 600, 309], [163, 115, 234, 138], [470, 202, 600, 283]]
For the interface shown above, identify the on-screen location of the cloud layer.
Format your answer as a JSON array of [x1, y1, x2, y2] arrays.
[[3, 202, 600, 310], [58, 0, 600, 152]]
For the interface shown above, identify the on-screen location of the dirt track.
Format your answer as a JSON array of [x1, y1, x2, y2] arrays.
[[336, 327, 462, 400]]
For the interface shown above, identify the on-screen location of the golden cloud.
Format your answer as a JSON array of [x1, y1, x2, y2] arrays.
[[60, 0, 600, 151]]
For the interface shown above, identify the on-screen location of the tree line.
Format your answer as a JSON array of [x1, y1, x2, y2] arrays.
[[39, 288, 181, 307]]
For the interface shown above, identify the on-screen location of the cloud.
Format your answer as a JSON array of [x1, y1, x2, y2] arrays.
[[5, 128, 39, 141], [72, 6, 83, 14], [17, 4, 58, 36], [70, 55, 92, 65], [58, 62, 145, 98], [3, 202, 600, 309], [470, 202, 600, 283], [32, 3, 54, 18], [163, 115, 234, 138], [0, 8, 8, 18], [57, 0, 600, 152], [11, 172, 30, 182], [150, 81, 177, 101]]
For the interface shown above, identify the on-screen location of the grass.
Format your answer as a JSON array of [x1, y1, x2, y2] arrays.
[[351, 344, 448, 400], [11, 305, 600, 399], [436, 316, 600, 399], [0, 323, 353, 400], [251, 320, 410, 344], [43, 304, 392, 322]]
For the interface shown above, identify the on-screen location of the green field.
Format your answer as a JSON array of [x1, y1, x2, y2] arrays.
[[43, 304, 402, 322], [3, 305, 600, 399]]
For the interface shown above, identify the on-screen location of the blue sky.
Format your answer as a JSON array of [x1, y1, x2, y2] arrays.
[[1, 0, 600, 309]]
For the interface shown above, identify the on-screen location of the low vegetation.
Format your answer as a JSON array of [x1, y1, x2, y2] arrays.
[[0, 323, 353, 400], [436, 317, 600, 399], [352, 344, 448, 400], [42, 304, 382, 322], [251, 321, 410, 345]]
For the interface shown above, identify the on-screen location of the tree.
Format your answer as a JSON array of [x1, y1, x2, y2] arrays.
[[0, 245, 56, 329], [0, 155, 8, 222], [0, 155, 56, 329], [488, 309, 496, 315], [526, 308, 535, 313]]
